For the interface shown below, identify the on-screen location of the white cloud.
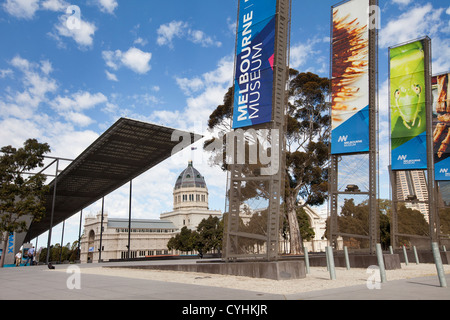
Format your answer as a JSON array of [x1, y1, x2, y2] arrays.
[[40, 60, 53, 75], [0, 56, 58, 119], [133, 37, 148, 46], [380, 4, 444, 48], [3, 0, 39, 19], [53, 14, 97, 48], [289, 37, 328, 73], [105, 70, 118, 82], [51, 91, 107, 112], [0, 69, 13, 78], [50, 91, 107, 126], [0, 56, 101, 163], [157, 20, 188, 47], [152, 55, 233, 130], [157, 20, 221, 48], [96, 0, 118, 14], [290, 42, 314, 69], [380, 3, 450, 74], [41, 0, 69, 12], [176, 77, 204, 95], [188, 29, 222, 48], [121, 47, 152, 74], [392, 0, 412, 6], [102, 47, 152, 74]]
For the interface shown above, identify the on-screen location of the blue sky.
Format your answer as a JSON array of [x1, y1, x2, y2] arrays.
[[0, 0, 449, 247]]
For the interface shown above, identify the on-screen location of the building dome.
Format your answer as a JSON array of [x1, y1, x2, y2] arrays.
[[174, 161, 206, 190], [173, 161, 208, 211]]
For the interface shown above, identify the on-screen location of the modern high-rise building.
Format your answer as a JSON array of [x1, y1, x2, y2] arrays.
[[395, 170, 429, 222]]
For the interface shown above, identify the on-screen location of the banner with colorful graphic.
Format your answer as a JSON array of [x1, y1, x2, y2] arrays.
[[232, 0, 277, 129], [432, 72, 450, 180], [390, 39, 427, 171], [331, 0, 370, 154]]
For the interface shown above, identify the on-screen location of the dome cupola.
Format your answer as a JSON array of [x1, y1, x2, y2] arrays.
[[173, 161, 208, 210], [174, 160, 206, 190]]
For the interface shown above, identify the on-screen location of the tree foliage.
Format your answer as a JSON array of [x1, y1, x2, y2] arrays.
[[167, 216, 224, 255], [325, 199, 430, 250], [205, 70, 331, 254], [0, 139, 51, 267], [38, 241, 80, 263]]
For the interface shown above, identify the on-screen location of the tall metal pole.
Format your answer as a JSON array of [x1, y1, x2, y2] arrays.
[[127, 180, 132, 259], [423, 37, 438, 243], [77, 210, 83, 261], [59, 220, 65, 263], [98, 197, 104, 262], [46, 159, 59, 265], [368, 0, 379, 254]]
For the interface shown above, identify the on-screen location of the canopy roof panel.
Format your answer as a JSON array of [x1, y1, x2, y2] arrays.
[[25, 117, 199, 242]]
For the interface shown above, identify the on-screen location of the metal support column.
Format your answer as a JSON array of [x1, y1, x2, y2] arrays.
[[368, 0, 379, 254], [389, 167, 399, 249], [127, 180, 132, 259], [59, 220, 65, 263], [423, 38, 438, 243], [46, 159, 59, 265], [98, 197, 104, 262], [329, 155, 339, 248], [223, 0, 290, 261], [77, 210, 83, 261]]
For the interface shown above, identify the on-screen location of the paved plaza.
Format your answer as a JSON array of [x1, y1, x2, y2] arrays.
[[0, 259, 449, 301]]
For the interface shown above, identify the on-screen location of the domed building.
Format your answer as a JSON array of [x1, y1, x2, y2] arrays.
[[161, 161, 221, 230], [80, 161, 222, 262]]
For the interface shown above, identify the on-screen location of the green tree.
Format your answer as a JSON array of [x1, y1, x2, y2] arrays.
[[205, 71, 330, 254], [439, 208, 450, 236], [0, 139, 50, 267], [195, 216, 223, 253], [397, 205, 429, 236], [167, 226, 195, 253]]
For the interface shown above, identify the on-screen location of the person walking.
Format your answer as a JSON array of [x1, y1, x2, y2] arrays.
[[24, 246, 35, 266], [15, 250, 22, 267]]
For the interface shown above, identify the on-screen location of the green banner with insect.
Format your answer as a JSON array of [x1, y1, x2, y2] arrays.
[[390, 39, 427, 170]]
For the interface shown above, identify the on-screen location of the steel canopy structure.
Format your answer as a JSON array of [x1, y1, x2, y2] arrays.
[[24, 117, 200, 242]]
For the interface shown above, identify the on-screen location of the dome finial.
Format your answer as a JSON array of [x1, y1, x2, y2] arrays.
[[188, 160, 193, 167]]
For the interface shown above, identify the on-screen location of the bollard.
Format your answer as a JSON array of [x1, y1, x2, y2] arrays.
[[413, 246, 419, 264], [304, 250, 310, 274], [432, 242, 447, 288], [402, 245, 409, 265], [376, 243, 387, 283], [389, 246, 393, 255], [326, 246, 336, 280], [344, 246, 350, 270], [443, 245, 447, 252]]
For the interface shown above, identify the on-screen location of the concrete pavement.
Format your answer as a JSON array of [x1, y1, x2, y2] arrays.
[[1, 259, 449, 300]]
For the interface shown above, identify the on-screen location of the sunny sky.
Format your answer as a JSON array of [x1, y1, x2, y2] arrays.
[[0, 0, 449, 247]]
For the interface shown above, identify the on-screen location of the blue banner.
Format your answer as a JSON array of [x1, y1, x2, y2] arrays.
[[331, 105, 370, 154], [391, 132, 427, 170], [330, 0, 369, 155], [232, 0, 277, 129]]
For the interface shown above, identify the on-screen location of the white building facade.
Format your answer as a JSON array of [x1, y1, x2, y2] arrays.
[[80, 161, 222, 262]]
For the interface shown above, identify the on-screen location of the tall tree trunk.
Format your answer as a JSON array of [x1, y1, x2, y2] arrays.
[[0, 232, 8, 268], [286, 193, 303, 255]]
